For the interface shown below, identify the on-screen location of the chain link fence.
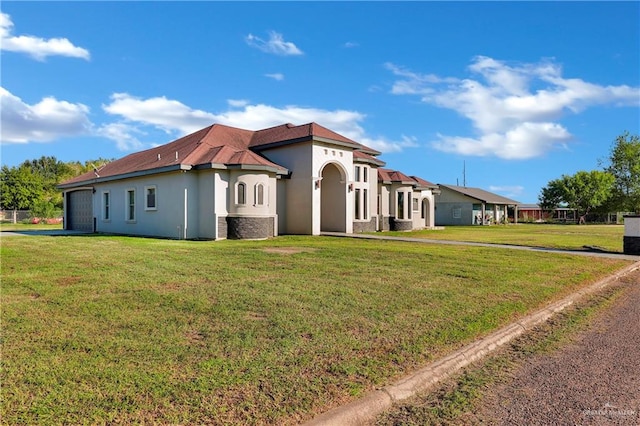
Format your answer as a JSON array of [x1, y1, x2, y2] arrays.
[[0, 210, 63, 224]]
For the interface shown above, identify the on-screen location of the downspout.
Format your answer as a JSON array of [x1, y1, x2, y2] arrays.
[[183, 188, 188, 239]]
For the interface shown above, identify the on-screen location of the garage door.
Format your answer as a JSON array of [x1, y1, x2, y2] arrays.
[[67, 190, 93, 232]]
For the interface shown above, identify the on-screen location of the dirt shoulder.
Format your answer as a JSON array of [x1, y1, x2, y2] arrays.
[[377, 267, 640, 425]]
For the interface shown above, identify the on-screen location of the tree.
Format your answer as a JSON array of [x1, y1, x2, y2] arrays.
[[20, 156, 73, 209], [602, 132, 640, 213], [539, 170, 615, 224], [0, 165, 44, 223]]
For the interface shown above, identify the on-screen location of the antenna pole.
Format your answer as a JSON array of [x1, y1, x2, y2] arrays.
[[463, 161, 466, 187]]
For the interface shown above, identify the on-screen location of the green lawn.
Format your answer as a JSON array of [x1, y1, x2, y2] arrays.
[[0, 222, 63, 231], [383, 224, 625, 252], [1, 234, 632, 424]]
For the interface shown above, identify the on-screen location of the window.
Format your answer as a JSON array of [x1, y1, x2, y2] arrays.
[[355, 188, 361, 220], [102, 191, 110, 221], [363, 189, 368, 220], [126, 189, 136, 221], [453, 208, 462, 219], [354, 166, 361, 182], [413, 197, 419, 212], [421, 200, 427, 219], [397, 191, 404, 219], [145, 186, 157, 210], [255, 183, 264, 206], [237, 182, 246, 205], [363, 167, 368, 183]]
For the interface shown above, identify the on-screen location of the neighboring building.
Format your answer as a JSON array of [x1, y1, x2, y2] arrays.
[[59, 122, 438, 239], [434, 184, 520, 226], [517, 204, 578, 223]]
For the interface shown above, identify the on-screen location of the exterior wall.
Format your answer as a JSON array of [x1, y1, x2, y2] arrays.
[[261, 143, 314, 234], [213, 172, 230, 239], [435, 201, 475, 226], [226, 169, 278, 239], [262, 142, 355, 235], [227, 216, 275, 239], [435, 188, 477, 226], [378, 185, 391, 231], [412, 189, 436, 230], [94, 170, 200, 239], [384, 183, 413, 230], [313, 144, 353, 234], [352, 218, 377, 233], [352, 163, 378, 233], [197, 171, 217, 239]]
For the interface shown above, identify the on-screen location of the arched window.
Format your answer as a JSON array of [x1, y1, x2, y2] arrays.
[[255, 183, 264, 206], [237, 182, 246, 205]]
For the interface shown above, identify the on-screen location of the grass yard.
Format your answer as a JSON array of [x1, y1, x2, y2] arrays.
[[383, 224, 625, 253], [0, 223, 63, 232], [1, 234, 632, 424]]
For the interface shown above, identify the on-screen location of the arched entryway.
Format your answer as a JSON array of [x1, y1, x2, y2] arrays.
[[320, 162, 346, 232], [422, 198, 431, 228]]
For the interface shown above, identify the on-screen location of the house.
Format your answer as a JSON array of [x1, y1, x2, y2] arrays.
[[59, 122, 439, 239], [517, 204, 578, 223], [434, 184, 520, 226]]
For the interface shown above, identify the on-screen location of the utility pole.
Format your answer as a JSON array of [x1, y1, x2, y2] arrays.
[[463, 161, 466, 187]]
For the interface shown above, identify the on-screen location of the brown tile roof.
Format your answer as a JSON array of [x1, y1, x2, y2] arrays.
[[353, 150, 386, 166], [410, 175, 438, 189], [60, 122, 382, 188], [250, 123, 381, 155], [378, 168, 415, 185], [438, 184, 520, 205]]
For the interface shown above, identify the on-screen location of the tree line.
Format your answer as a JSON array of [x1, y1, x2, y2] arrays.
[[0, 156, 111, 221], [539, 132, 640, 222]]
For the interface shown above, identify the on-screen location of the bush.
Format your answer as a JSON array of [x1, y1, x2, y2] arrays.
[[29, 200, 58, 220]]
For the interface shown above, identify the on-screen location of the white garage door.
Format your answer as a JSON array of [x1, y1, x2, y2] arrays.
[[67, 190, 93, 232]]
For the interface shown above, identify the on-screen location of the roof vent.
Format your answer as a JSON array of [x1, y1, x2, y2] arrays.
[[157, 154, 161, 161]]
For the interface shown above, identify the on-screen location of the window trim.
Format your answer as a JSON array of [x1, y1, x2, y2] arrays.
[[125, 188, 136, 222], [397, 191, 405, 220], [236, 182, 247, 206], [144, 185, 157, 211], [102, 190, 111, 222], [255, 183, 265, 206], [363, 188, 368, 220]]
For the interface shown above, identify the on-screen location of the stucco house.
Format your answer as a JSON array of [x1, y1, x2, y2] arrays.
[[434, 184, 520, 226], [59, 122, 439, 239]]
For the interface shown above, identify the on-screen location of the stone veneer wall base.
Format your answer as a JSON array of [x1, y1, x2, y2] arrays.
[[227, 216, 274, 240]]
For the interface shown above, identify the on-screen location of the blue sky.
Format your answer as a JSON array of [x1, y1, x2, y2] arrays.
[[1, 2, 638, 203]]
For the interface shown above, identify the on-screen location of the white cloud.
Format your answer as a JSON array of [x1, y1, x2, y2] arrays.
[[101, 93, 416, 153], [96, 123, 145, 151], [0, 87, 91, 144], [344, 41, 359, 48], [265, 73, 285, 81], [0, 12, 90, 61], [387, 56, 640, 159], [245, 31, 303, 56], [432, 122, 572, 160], [227, 99, 250, 108], [102, 93, 217, 135], [489, 185, 524, 198]]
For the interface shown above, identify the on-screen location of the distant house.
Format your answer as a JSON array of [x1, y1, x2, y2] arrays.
[[59, 122, 439, 239], [434, 184, 520, 226], [518, 204, 578, 223]]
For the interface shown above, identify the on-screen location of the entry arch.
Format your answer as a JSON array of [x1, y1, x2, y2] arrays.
[[319, 161, 347, 232]]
